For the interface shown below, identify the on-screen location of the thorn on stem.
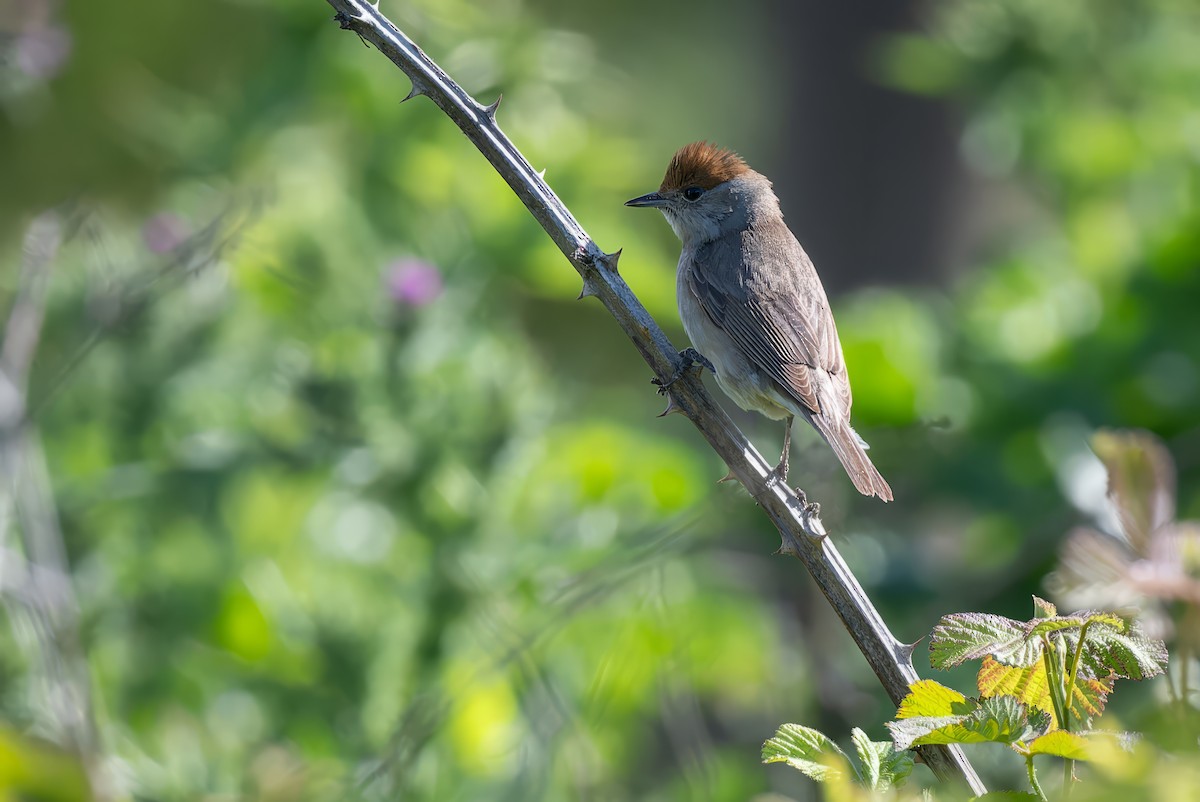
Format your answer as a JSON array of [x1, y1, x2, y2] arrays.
[[577, 278, 599, 300], [599, 248, 622, 273], [657, 394, 684, 418], [895, 637, 923, 665], [401, 82, 427, 103], [717, 469, 737, 484], [777, 536, 799, 557], [484, 94, 502, 119]]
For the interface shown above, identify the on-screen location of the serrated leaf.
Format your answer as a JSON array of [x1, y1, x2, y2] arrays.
[[1032, 596, 1057, 618], [1025, 616, 1086, 637], [977, 655, 1112, 727], [850, 728, 882, 789], [966, 696, 1035, 744], [762, 724, 849, 782], [889, 696, 1030, 751], [1086, 611, 1130, 632], [850, 727, 913, 791], [887, 716, 982, 751], [1026, 611, 1126, 639], [931, 613, 1041, 669], [878, 744, 915, 789], [1026, 708, 1053, 736], [1093, 429, 1175, 554], [1025, 730, 1091, 760], [1077, 625, 1168, 681], [895, 679, 973, 719]]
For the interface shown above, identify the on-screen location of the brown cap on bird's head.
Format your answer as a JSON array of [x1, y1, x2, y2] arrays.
[[659, 141, 750, 193]]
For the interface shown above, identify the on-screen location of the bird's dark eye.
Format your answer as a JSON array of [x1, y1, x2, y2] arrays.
[[683, 186, 705, 201]]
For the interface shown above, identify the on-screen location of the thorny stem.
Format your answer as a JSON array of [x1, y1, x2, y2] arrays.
[[1027, 755, 1048, 802], [322, 0, 988, 794]]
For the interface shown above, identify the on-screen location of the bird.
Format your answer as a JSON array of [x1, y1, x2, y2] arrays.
[[625, 141, 893, 501]]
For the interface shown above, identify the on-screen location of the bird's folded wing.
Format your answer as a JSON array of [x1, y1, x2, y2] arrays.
[[687, 245, 849, 418]]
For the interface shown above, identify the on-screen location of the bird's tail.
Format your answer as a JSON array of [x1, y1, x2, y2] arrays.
[[808, 414, 893, 502]]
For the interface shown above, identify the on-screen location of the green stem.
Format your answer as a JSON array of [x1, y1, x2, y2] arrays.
[[1041, 636, 1068, 730], [1055, 625, 1091, 800], [1062, 623, 1090, 732], [1027, 755, 1047, 801]]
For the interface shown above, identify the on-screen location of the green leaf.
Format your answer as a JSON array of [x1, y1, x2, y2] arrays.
[[1026, 708, 1053, 736], [850, 727, 913, 791], [1025, 730, 1091, 760], [888, 715, 980, 751], [762, 724, 849, 782], [1076, 624, 1168, 681], [896, 679, 973, 718], [1026, 611, 1126, 639], [1032, 596, 1057, 618], [888, 696, 1033, 751], [850, 727, 882, 789], [879, 743, 915, 790], [971, 793, 1041, 801], [931, 613, 1042, 668], [967, 696, 1037, 744]]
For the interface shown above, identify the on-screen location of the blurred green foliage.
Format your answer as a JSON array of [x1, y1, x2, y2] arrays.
[[1, 0, 1199, 800]]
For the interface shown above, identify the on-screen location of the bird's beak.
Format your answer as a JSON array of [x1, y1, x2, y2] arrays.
[[624, 192, 669, 208]]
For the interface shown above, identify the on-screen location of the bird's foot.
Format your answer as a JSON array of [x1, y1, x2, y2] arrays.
[[651, 348, 715, 395], [794, 487, 820, 516]]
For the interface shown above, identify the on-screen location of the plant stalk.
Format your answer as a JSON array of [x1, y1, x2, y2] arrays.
[[1062, 622, 1090, 730], [1027, 755, 1047, 801], [1059, 623, 1090, 799], [1041, 635, 1068, 730]]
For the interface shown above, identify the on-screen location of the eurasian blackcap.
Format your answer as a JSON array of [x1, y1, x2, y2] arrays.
[[626, 142, 893, 501]]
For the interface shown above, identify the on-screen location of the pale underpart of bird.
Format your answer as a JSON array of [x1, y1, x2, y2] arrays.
[[625, 141, 893, 502]]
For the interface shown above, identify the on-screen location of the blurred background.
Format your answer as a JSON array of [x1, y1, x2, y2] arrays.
[[1, 0, 1199, 799]]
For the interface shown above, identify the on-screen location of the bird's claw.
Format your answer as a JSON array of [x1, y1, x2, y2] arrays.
[[794, 487, 820, 516], [651, 348, 715, 395]]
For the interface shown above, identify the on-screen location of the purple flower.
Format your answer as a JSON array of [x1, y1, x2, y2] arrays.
[[16, 27, 72, 81], [385, 259, 443, 308], [142, 212, 190, 254]]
